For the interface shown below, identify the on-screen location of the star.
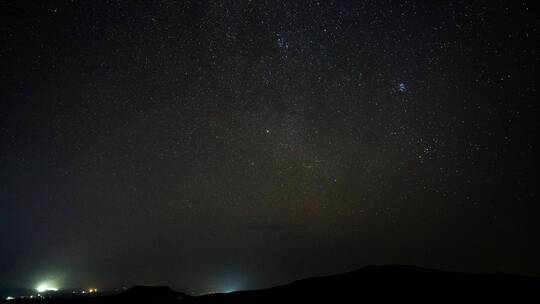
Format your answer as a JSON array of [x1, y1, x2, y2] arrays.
[[398, 82, 407, 92]]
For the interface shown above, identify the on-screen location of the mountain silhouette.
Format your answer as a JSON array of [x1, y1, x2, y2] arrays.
[[2, 265, 538, 303], [190, 265, 540, 303]]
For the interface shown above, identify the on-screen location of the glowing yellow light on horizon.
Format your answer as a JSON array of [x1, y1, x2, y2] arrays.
[[36, 282, 59, 293]]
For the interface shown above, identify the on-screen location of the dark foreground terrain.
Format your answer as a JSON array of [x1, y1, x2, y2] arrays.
[[3, 265, 539, 303]]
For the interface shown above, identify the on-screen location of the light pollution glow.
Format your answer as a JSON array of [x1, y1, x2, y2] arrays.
[[36, 282, 59, 293]]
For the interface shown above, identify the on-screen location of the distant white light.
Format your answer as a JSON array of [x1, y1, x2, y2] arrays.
[[222, 284, 243, 293], [6, 296, 14, 300], [36, 282, 59, 293]]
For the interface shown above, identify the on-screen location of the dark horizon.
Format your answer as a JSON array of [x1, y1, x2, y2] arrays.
[[1, 0, 538, 294], [1, 264, 539, 297], [1, 265, 540, 302]]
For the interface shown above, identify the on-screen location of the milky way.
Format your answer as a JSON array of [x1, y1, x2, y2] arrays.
[[0, 0, 538, 294]]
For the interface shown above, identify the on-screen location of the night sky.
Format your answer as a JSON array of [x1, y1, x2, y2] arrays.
[[1, 0, 539, 294]]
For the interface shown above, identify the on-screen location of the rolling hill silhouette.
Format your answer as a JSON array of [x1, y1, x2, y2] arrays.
[[190, 265, 540, 302], [3, 265, 539, 303]]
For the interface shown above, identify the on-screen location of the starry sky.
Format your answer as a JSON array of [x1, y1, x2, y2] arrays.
[[1, 0, 539, 294]]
